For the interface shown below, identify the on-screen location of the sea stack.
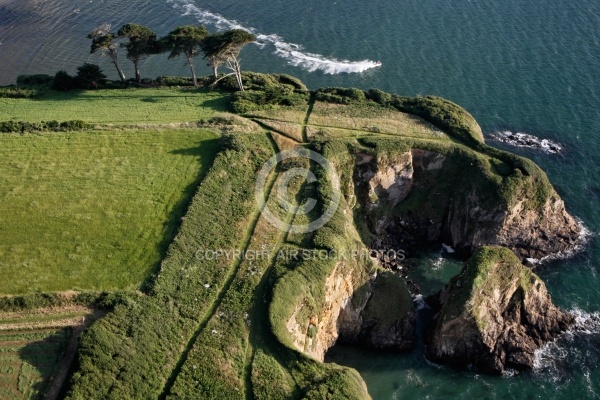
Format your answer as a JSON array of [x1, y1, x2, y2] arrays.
[[425, 246, 574, 373]]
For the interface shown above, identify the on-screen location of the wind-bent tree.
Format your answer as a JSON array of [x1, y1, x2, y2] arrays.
[[161, 25, 208, 87], [200, 34, 228, 78], [88, 23, 126, 83], [117, 23, 160, 84], [202, 29, 256, 91]]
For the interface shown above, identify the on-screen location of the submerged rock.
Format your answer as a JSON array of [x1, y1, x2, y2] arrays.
[[425, 246, 574, 373]]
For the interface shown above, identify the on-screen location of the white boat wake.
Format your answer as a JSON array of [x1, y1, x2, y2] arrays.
[[167, 0, 380, 74]]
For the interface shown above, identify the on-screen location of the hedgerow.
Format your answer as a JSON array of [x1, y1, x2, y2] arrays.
[[0, 120, 90, 133], [0, 86, 42, 99], [0, 291, 137, 312]]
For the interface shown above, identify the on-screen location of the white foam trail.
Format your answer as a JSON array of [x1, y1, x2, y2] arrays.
[[413, 294, 429, 311], [167, 0, 380, 74]]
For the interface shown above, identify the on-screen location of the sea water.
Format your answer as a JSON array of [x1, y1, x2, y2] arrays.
[[1, 0, 600, 398]]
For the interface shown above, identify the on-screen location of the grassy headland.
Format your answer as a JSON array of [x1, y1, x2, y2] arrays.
[[0, 72, 563, 399]]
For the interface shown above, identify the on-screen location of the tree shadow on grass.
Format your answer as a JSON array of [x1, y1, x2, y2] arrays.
[[18, 328, 71, 399], [198, 94, 231, 112], [139, 138, 221, 293]]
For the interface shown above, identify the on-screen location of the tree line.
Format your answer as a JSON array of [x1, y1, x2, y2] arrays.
[[88, 23, 256, 90]]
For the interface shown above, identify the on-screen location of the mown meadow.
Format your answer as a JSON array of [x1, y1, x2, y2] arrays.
[[0, 88, 228, 124], [0, 128, 219, 294]]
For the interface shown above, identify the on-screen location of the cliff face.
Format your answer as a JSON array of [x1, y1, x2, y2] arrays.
[[339, 271, 416, 351], [425, 246, 574, 373], [286, 263, 415, 361], [355, 148, 581, 260]]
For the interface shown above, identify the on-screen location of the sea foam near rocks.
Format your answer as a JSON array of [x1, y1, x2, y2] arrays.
[[533, 308, 600, 382], [490, 130, 562, 154]]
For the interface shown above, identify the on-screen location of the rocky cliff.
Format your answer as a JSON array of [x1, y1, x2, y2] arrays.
[[286, 262, 415, 361], [355, 147, 581, 260], [424, 246, 574, 373], [339, 271, 416, 351]]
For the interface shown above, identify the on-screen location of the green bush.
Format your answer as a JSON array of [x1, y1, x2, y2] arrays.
[[273, 73, 308, 91], [75, 63, 107, 89], [208, 72, 310, 113], [155, 76, 194, 86], [0, 86, 41, 98], [0, 293, 64, 311], [315, 87, 367, 104], [0, 120, 90, 133], [16, 74, 53, 86], [0, 290, 131, 312], [365, 88, 392, 104], [219, 132, 246, 151], [52, 70, 76, 91]]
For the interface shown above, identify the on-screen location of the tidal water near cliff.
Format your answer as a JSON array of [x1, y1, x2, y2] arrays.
[[1, 0, 600, 398]]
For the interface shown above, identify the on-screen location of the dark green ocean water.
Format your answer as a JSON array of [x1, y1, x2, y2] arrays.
[[1, 0, 600, 398]]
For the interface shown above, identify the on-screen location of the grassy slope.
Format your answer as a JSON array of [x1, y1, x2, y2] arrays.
[[0, 88, 228, 124], [0, 129, 219, 294]]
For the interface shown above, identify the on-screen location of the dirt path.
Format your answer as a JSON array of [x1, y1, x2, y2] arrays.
[[43, 309, 106, 400]]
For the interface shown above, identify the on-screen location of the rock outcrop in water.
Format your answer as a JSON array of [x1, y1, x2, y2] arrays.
[[425, 246, 574, 373]]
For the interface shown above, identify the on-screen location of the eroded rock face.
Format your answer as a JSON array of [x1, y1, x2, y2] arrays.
[[338, 271, 416, 351], [425, 246, 574, 373], [496, 195, 581, 260], [286, 262, 356, 361], [355, 148, 581, 261], [286, 263, 415, 361], [355, 151, 414, 208]]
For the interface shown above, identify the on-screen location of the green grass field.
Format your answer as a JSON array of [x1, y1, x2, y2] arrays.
[[0, 88, 229, 124], [0, 129, 219, 294]]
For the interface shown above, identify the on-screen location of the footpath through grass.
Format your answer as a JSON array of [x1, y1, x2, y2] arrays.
[[0, 129, 219, 294]]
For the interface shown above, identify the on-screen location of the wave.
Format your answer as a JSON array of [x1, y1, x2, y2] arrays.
[[489, 130, 562, 154], [533, 308, 600, 383], [167, 0, 380, 74], [413, 294, 429, 311]]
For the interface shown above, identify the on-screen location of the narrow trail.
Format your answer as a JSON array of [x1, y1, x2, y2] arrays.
[[44, 310, 106, 400], [303, 123, 450, 142], [251, 118, 302, 144], [301, 93, 316, 143], [159, 132, 280, 400], [241, 203, 303, 400]]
